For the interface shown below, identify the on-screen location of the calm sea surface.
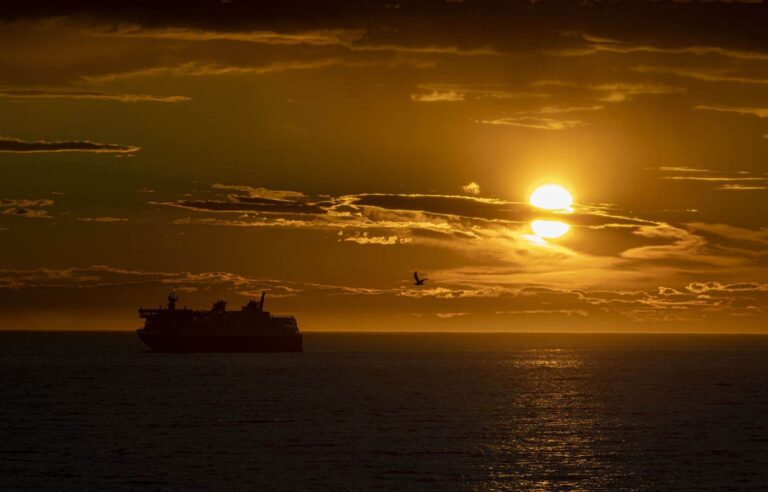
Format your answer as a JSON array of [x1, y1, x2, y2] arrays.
[[2, 332, 768, 491]]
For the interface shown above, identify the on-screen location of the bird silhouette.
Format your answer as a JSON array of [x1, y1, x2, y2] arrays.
[[413, 271, 428, 286]]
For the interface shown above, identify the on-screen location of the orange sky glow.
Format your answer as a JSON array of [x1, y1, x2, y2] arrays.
[[2, 1, 768, 332]]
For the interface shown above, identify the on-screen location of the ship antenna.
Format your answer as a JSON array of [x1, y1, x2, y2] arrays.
[[167, 291, 178, 310], [260, 291, 266, 311]]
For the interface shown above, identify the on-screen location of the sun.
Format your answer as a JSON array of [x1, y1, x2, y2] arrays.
[[530, 220, 570, 239], [529, 184, 573, 211]]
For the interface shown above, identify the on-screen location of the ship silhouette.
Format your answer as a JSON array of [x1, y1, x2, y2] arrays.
[[137, 292, 302, 352]]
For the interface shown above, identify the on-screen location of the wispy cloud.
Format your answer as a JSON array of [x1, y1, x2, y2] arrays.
[[531, 80, 684, 102], [476, 116, 583, 130], [77, 217, 130, 223], [695, 105, 768, 118], [410, 84, 546, 103], [634, 66, 768, 85], [520, 104, 603, 114], [339, 233, 412, 245], [89, 24, 499, 57], [715, 184, 768, 191], [85, 59, 355, 82], [0, 136, 140, 153], [0, 90, 190, 103], [658, 166, 715, 173], [91, 25, 365, 46], [662, 176, 765, 182], [558, 33, 768, 62], [654, 167, 768, 190], [590, 83, 684, 102], [531, 80, 686, 103]]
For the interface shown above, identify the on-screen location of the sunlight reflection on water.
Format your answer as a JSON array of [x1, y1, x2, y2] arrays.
[[478, 350, 629, 491]]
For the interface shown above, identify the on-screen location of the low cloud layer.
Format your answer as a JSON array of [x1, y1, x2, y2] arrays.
[[0, 265, 766, 331]]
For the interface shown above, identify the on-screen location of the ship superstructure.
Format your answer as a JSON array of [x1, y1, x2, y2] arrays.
[[137, 292, 302, 352]]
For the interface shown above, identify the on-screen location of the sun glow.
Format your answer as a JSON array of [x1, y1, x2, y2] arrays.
[[530, 220, 570, 239], [530, 184, 574, 211]]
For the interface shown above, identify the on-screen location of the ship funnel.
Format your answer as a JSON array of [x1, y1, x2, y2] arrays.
[[260, 291, 266, 310]]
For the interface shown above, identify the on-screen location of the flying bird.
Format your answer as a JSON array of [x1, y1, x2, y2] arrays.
[[413, 271, 428, 286]]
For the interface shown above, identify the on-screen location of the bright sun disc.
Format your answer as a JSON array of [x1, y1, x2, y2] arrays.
[[531, 220, 570, 239], [530, 184, 573, 210]]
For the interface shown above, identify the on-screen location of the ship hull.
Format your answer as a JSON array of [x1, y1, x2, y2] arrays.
[[137, 330, 303, 353]]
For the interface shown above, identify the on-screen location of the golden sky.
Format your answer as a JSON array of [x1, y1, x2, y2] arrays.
[[2, 1, 768, 331]]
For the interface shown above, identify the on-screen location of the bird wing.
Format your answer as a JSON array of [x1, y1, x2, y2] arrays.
[[413, 271, 420, 282]]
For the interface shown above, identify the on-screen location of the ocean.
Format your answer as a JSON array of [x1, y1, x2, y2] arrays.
[[2, 332, 768, 490]]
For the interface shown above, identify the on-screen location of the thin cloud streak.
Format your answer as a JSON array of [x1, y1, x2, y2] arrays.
[[557, 33, 768, 62], [695, 105, 768, 118], [634, 66, 768, 85], [0, 136, 140, 153], [476, 116, 583, 130], [0, 90, 190, 103], [90, 24, 365, 46]]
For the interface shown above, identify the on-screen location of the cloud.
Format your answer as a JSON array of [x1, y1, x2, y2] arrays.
[[339, 233, 412, 245], [91, 25, 364, 46], [1, 198, 54, 208], [476, 116, 583, 130], [687, 223, 768, 246], [715, 184, 768, 191], [86, 59, 356, 82], [558, 32, 768, 62], [211, 184, 308, 202], [410, 90, 465, 102], [434, 312, 468, 319], [686, 281, 768, 295], [589, 83, 684, 102], [90, 24, 499, 57], [654, 167, 768, 189], [0, 90, 190, 103], [77, 217, 129, 223], [1, 208, 51, 219], [520, 104, 604, 114], [621, 224, 706, 260], [0, 136, 140, 153], [461, 182, 481, 195], [695, 105, 768, 118], [410, 84, 546, 102], [658, 166, 715, 173], [633, 66, 768, 85], [494, 309, 588, 317], [532, 80, 685, 103], [0, 265, 386, 298], [157, 194, 325, 214], [161, 185, 657, 243], [0, 198, 54, 219], [1, 263, 767, 329], [662, 176, 765, 182], [153, 184, 768, 308]]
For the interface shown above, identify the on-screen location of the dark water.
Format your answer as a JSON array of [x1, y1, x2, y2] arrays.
[[2, 332, 768, 491]]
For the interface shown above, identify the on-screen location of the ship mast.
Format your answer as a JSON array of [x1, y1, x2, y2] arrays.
[[167, 292, 178, 310]]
